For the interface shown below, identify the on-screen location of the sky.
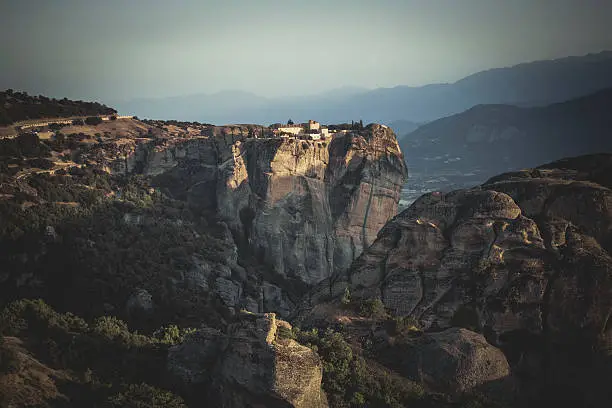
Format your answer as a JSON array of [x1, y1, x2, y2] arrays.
[[2, 0, 612, 102]]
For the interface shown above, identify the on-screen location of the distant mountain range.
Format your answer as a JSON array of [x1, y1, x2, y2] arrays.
[[400, 87, 612, 179], [109, 51, 612, 127]]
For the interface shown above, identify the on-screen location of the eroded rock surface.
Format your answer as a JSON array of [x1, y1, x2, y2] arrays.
[[116, 125, 405, 284], [316, 156, 612, 347], [377, 328, 511, 395], [168, 312, 328, 408], [111, 124, 407, 315], [300, 154, 612, 405]]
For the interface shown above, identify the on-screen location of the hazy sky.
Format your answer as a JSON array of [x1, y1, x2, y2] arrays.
[[2, 0, 611, 101]]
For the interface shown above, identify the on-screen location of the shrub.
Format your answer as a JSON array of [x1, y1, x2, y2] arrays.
[[107, 383, 187, 408], [359, 298, 387, 319], [294, 327, 425, 408], [92, 316, 130, 340], [351, 391, 366, 406], [85, 116, 103, 126], [0, 299, 88, 337], [341, 287, 351, 306], [277, 324, 296, 340], [152, 325, 196, 345], [48, 122, 65, 131], [389, 316, 420, 336]]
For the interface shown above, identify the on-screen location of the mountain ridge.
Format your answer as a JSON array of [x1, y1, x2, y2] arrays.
[[108, 50, 612, 126]]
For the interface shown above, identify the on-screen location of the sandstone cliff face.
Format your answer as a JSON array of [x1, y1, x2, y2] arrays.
[[109, 125, 407, 314], [322, 155, 612, 344], [303, 154, 612, 404], [167, 312, 328, 408]]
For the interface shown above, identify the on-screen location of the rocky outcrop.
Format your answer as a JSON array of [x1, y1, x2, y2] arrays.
[[317, 156, 612, 345], [110, 124, 407, 315], [126, 288, 154, 314], [376, 328, 511, 396], [167, 312, 328, 408], [301, 154, 612, 405]]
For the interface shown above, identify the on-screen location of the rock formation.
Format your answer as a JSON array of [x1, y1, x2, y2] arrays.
[[376, 328, 511, 395], [108, 124, 407, 315], [168, 312, 328, 408], [301, 154, 612, 405]]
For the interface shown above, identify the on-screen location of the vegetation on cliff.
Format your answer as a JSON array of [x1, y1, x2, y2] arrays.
[[0, 299, 187, 407]]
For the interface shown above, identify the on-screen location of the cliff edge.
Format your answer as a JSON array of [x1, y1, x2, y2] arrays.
[[114, 123, 407, 290]]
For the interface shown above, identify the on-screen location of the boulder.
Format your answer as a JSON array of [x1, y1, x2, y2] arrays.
[[378, 328, 511, 395], [126, 289, 153, 314]]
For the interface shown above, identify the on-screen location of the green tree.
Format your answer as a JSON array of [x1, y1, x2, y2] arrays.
[[359, 298, 387, 319], [341, 287, 351, 305], [85, 116, 103, 126], [107, 383, 187, 408]]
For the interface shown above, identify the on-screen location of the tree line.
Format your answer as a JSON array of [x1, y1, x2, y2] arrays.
[[0, 89, 117, 126]]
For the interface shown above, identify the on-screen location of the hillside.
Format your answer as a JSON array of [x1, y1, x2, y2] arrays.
[[398, 87, 612, 202], [401, 86, 612, 170], [111, 51, 612, 126], [0, 90, 116, 126]]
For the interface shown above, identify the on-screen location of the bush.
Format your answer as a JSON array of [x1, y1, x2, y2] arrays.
[[85, 116, 103, 126], [152, 325, 196, 345], [277, 324, 296, 340], [0, 299, 170, 392], [0, 299, 88, 337], [48, 122, 65, 131], [107, 383, 187, 408], [92, 316, 130, 340], [359, 298, 387, 319], [389, 316, 420, 336], [294, 327, 425, 408], [341, 288, 351, 306], [0, 90, 116, 124]]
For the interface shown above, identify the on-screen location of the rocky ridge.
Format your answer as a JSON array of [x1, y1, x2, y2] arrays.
[[299, 153, 612, 406]]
